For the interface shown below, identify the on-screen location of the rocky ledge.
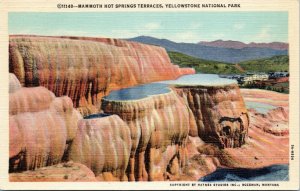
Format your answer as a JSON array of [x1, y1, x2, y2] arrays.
[[101, 89, 191, 181], [9, 73, 82, 172], [9, 35, 195, 116], [174, 84, 249, 148]]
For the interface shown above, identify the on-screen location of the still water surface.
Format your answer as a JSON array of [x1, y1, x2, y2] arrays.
[[199, 164, 289, 181], [104, 74, 237, 101]]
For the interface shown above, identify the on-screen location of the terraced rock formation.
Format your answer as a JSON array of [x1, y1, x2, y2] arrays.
[[101, 90, 192, 181], [174, 84, 249, 148], [68, 115, 132, 181], [9, 35, 195, 116], [10, 36, 286, 183], [9, 73, 82, 172]]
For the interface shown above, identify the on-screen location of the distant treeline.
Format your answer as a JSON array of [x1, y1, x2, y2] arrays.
[[168, 51, 289, 74], [241, 81, 289, 94], [238, 55, 289, 73]]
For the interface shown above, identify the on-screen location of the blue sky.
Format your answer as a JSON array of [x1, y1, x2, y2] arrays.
[[9, 12, 288, 43]]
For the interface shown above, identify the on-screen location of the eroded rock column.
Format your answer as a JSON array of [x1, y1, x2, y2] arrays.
[[173, 84, 249, 148], [101, 91, 190, 181], [9, 73, 81, 172], [68, 115, 132, 181]]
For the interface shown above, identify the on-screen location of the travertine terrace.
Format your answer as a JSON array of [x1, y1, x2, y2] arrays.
[[9, 35, 195, 116], [8, 36, 288, 182]]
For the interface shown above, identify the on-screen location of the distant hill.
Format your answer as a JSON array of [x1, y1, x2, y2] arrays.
[[128, 36, 288, 63], [167, 51, 243, 74], [238, 55, 289, 73], [168, 51, 288, 74], [198, 40, 288, 50]]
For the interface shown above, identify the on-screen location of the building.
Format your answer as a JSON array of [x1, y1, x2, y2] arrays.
[[269, 72, 289, 79], [219, 72, 275, 85], [225, 72, 269, 85]]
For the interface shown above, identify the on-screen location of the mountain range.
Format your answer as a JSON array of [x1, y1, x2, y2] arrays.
[[198, 40, 288, 50], [127, 36, 288, 63]]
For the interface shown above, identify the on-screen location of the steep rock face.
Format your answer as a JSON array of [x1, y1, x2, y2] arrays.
[[173, 84, 249, 148], [68, 115, 132, 181], [9, 35, 195, 115], [9, 74, 82, 172], [249, 107, 289, 136], [241, 89, 289, 108], [101, 91, 192, 181], [10, 161, 97, 182]]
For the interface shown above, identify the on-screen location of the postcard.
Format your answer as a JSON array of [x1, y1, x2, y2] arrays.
[[0, 0, 299, 190]]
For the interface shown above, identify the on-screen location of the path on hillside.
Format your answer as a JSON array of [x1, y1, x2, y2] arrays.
[[235, 64, 245, 72]]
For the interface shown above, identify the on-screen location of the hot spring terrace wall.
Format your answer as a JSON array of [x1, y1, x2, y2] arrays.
[[9, 74, 82, 172], [173, 84, 249, 148], [9, 35, 195, 116], [9, 36, 249, 181], [101, 90, 194, 181]]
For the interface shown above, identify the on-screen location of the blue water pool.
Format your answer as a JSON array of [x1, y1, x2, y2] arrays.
[[199, 164, 289, 181], [84, 113, 111, 119], [104, 74, 237, 101], [103, 83, 170, 101], [245, 101, 277, 114], [162, 74, 237, 86]]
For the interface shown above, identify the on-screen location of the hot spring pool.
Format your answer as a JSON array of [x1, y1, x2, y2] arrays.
[[245, 101, 277, 114], [161, 74, 237, 86], [83, 113, 111, 119], [104, 74, 237, 101]]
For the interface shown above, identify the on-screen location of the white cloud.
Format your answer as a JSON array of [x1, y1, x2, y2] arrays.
[[10, 29, 93, 37], [254, 26, 272, 41], [144, 22, 160, 30], [189, 22, 202, 30], [9, 29, 32, 35], [110, 29, 139, 38], [108, 22, 161, 38], [170, 31, 199, 43], [211, 33, 225, 39], [233, 23, 245, 30], [165, 22, 203, 43], [52, 30, 91, 36]]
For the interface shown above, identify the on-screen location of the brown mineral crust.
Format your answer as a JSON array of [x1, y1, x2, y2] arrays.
[[183, 125, 288, 181], [8, 34, 289, 183], [241, 88, 289, 136], [241, 88, 289, 107], [68, 115, 132, 181], [9, 74, 82, 172], [50, 96, 83, 142], [267, 107, 288, 122], [101, 91, 191, 181], [9, 86, 55, 115], [248, 107, 289, 136], [222, 124, 289, 168], [173, 84, 249, 148], [9, 110, 66, 171], [182, 89, 289, 181], [33, 35, 195, 77], [9, 35, 195, 116], [9, 161, 97, 182]]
